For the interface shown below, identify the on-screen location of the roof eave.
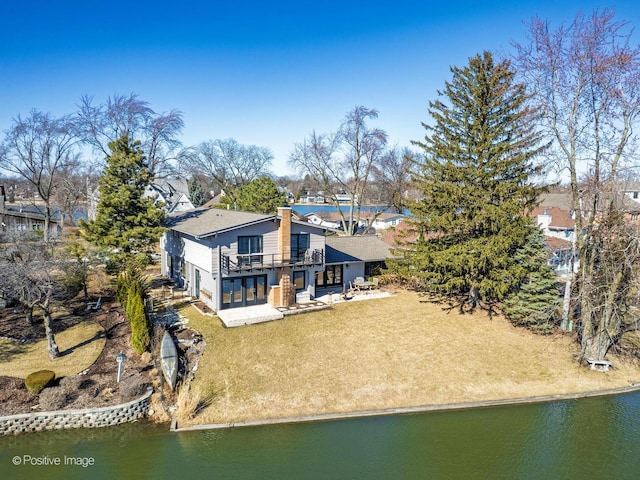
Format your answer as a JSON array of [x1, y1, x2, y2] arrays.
[[194, 215, 278, 239]]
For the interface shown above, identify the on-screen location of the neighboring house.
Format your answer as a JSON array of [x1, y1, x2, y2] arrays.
[[321, 235, 393, 292], [624, 181, 640, 202], [88, 177, 194, 220], [161, 207, 327, 311], [544, 236, 573, 274], [333, 193, 352, 204], [297, 191, 359, 205], [530, 205, 575, 241], [298, 192, 326, 204], [0, 186, 61, 238], [306, 210, 402, 233], [529, 193, 578, 274], [306, 212, 343, 230], [144, 178, 194, 214], [367, 213, 405, 231]]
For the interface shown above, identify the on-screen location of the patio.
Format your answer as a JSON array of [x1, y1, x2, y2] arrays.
[[216, 304, 284, 328]]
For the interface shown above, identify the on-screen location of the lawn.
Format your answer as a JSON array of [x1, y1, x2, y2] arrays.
[[0, 320, 106, 378], [177, 289, 640, 426]]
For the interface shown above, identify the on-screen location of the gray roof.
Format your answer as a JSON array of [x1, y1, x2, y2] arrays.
[[166, 207, 274, 238], [538, 192, 573, 211], [157, 178, 190, 196], [325, 235, 393, 263]]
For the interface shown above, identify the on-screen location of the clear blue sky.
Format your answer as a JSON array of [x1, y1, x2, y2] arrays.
[[1, 1, 639, 176]]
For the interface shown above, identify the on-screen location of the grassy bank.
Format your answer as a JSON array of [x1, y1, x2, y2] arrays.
[[177, 289, 640, 426], [0, 321, 105, 378]]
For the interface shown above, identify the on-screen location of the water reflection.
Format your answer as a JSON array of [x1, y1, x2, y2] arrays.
[[1, 393, 640, 479]]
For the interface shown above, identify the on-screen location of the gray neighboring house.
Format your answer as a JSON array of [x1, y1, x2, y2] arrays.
[[88, 178, 194, 220], [161, 207, 327, 311], [144, 178, 194, 214], [0, 186, 61, 238]]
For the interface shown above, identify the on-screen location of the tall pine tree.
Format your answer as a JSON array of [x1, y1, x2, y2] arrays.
[[393, 51, 547, 312], [80, 136, 166, 271]]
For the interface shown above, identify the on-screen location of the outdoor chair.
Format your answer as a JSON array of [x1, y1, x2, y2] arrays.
[[86, 297, 102, 312]]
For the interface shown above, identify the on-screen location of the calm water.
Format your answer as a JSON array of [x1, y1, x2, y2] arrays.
[[291, 204, 410, 216], [2, 392, 640, 480]]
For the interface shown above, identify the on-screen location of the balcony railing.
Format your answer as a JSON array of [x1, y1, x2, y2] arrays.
[[221, 249, 324, 274]]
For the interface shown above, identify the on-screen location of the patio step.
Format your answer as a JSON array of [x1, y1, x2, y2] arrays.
[[217, 304, 284, 328]]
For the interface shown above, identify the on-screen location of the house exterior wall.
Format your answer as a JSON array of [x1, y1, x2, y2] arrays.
[[162, 212, 326, 311], [341, 262, 365, 289], [0, 212, 60, 238], [217, 221, 280, 264]]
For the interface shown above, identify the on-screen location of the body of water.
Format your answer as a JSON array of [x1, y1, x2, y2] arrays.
[[291, 204, 409, 216], [2, 392, 639, 479]]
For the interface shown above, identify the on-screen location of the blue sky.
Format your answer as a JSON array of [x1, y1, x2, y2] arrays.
[[2, 1, 640, 175]]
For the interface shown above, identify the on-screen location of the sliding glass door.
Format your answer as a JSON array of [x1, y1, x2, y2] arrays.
[[221, 275, 267, 309]]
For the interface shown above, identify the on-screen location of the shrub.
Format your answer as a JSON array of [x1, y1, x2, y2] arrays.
[[118, 376, 148, 399], [39, 386, 71, 410], [116, 267, 152, 354], [129, 288, 150, 354], [25, 370, 56, 394], [58, 375, 82, 392]]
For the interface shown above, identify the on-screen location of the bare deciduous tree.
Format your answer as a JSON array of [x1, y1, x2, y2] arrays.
[[0, 110, 80, 242], [52, 158, 88, 226], [180, 138, 273, 195], [77, 93, 184, 177], [289, 106, 388, 235], [371, 146, 417, 214], [514, 9, 640, 361], [0, 235, 61, 359]]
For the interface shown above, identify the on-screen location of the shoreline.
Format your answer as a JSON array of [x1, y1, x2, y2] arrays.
[[172, 381, 640, 432]]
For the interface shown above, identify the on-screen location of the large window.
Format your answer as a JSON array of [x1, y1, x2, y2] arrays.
[[238, 235, 263, 265], [316, 265, 343, 287], [364, 261, 385, 279], [291, 233, 310, 262]]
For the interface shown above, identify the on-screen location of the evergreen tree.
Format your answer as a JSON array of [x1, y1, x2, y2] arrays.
[[392, 51, 546, 312], [224, 177, 287, 214], [80, 136, 166, 270], [188, 178, 207, 207], [502, 229, 561, 333], [127, 281, 150, 354]]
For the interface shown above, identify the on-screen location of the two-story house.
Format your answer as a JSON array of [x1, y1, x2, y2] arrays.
[[161, 207, 326, 313]]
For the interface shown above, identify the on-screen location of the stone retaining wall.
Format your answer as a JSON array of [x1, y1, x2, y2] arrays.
[[0, 387, 153, 436]]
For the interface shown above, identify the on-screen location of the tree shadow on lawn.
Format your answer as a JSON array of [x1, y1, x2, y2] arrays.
[[58, 329, 107, 357], [0, 340, 28, 363]]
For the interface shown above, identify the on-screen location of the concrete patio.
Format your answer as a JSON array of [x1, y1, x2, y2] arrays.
[[216, 304, 285, 328]]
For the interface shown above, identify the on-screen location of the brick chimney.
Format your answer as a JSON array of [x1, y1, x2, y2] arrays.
[[278, 206, 291, 263]]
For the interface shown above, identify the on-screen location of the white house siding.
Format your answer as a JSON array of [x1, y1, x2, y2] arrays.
[[161, 231, 217, 308], [183, 237, 214, 273], [182, 238, 215, 307]]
